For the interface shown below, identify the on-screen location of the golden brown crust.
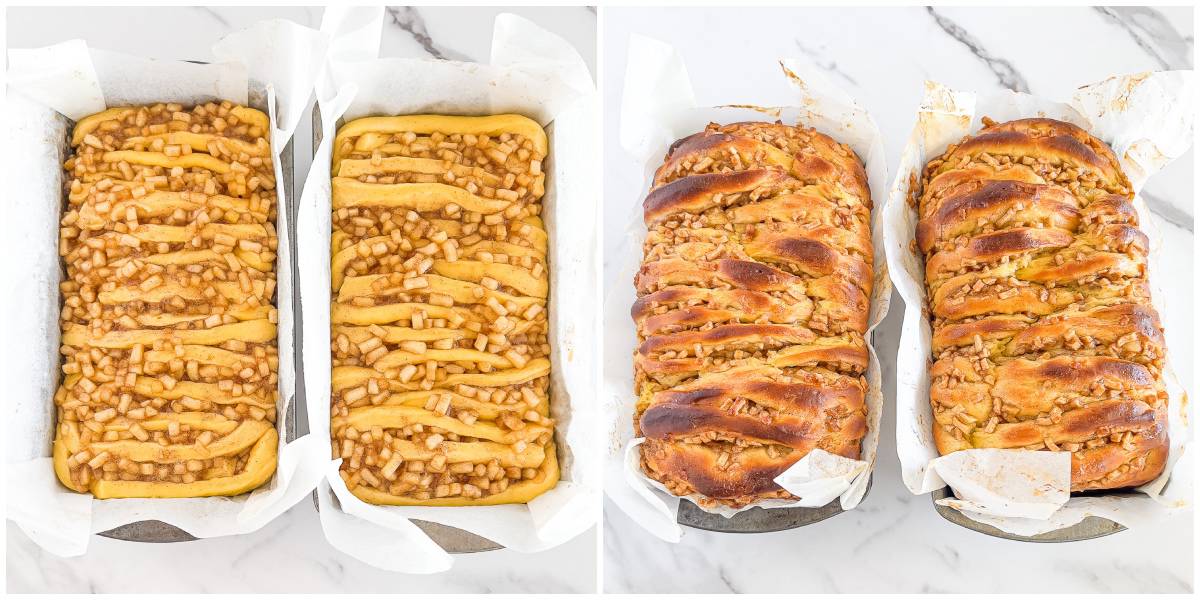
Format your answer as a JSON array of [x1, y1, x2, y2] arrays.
[[634, 121, 872, 508], [916, 180, 1081, 254], [920, 117, 1168, 492]]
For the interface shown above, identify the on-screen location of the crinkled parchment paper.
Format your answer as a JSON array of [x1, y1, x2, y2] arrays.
[[3, 20, 329, 556], [886, 72, 1195, 535], [602, 34, 891, 542], [299, 7, 599, 573]]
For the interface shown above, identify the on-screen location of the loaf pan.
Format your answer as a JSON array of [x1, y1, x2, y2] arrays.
[[310, 104, 502, 554], [930, 487, 1127, 542]]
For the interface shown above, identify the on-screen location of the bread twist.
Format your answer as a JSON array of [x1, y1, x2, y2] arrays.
[[919, 117, 1169, 491], [633, 122, 873, 508]]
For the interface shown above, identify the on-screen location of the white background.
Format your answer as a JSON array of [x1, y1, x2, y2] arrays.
[[602, 6, 1194, 594], [5, 6, 598, 594]]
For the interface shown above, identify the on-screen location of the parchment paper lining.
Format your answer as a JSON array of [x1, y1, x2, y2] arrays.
[[885, 72, 1195, 536], [4, 19, 329, 556], [299, 8, 599, 574], [602, 34, 892, 540]]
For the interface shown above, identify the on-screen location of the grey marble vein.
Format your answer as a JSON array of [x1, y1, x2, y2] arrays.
[[794, 39, 859, 86], [851, 507, 908, 554], [932, 544, 961, 570], [926, 7, 1031, 93], [1095, 7, 1194, 70], [1143, 190, 1195, 232], [197, 7, 232, 28], [385, 6, 468, 61], [1106, 560, 1193, 593], [715, 564, 740, 594]]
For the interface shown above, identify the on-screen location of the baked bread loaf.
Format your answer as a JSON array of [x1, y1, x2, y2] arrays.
[[53, 102, 280, 498], [633, 122, 873, 508], [329, 114, 558, 505], [918, 117, 1169, 491]]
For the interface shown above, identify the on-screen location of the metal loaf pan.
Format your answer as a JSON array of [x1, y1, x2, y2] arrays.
[[96, 91, 298, 543], [676, 476, 871, 533], [930, 487, 1127, 542], [311, 104, 502, 554]]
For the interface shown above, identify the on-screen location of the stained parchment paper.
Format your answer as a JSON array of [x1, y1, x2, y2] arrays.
[[602, 35, 892, 541], [3, 19, 329, 556], [299, 7, 599, 573], [886, 72, 1195, 535]]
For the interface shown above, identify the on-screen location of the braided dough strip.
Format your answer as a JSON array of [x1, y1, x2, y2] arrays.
[[348, 448, 559, 507], [332, 114, 549, 169], [71, 106, 269, 146], [55, 429, 278, 499], [332, 178, 510, 214], [62, 320, 276, 347], [76, 192, 264, 229]]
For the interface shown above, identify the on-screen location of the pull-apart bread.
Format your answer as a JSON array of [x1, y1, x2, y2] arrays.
[[329, 115, 558, 505], [633, 122, 873, 508], [919, 117, 1169, 491], [54, 102, 280, 498]]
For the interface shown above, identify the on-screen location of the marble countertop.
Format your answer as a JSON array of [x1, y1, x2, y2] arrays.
[[5, 5, 596, 593], [602, 6, 1193, 594]]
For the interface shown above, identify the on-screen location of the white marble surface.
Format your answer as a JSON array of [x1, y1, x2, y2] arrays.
[[5, 6, 597, 593], [603, 6, 1194, 594]]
